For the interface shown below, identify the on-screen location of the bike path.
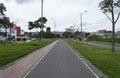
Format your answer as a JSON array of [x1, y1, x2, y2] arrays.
[[25, 40, 98, 78]]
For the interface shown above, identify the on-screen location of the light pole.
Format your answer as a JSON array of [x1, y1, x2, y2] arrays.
[[41, 0, 43, 17], [51, 18, 56, 34], [80, 11, 87, 41], [41, 0, 43, 39]]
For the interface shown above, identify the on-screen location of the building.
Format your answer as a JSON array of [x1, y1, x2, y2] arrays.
[[91, 30, 120, 36], [106, 31, 112, 36], [0, 27, 17, 38], [116, 31, 120, 36], [90, 32, 98, 36], [15, 26, 21, 36], [98, 30, 106, 36], [0, 26, 27, 41], [21, 29, 25, 36]]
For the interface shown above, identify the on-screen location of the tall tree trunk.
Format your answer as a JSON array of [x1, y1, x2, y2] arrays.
[[41, 27, 43, 39], [5, 27, 7, 41], [10, 27, 12, 43], [39, 28, 41, 40], [111, 3, 115, 52]]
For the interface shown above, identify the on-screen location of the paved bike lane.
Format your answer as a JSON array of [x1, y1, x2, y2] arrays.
[[25, 40, 100, 78]]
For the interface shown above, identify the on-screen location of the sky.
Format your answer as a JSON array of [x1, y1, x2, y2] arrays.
[[0, 0, 120, 32]]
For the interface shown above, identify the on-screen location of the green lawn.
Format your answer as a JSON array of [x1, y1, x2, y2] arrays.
[[65, 40, 120, 78], [0, 39, 55, 67]]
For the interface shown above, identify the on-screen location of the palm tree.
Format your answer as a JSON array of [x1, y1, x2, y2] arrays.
[[28, 17, 47, 39], [0, 3, 6, 31], [9, 22, 15, 43], [37, 17, 47, 39], [28, 21, 39, 38], [1, 17, 10, 40], [0, 3, 6, 16], [28, 21, 36, 30], [0, 3, 15, 42]]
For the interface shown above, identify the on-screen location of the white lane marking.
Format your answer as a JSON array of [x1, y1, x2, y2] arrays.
[[72, 51, 99, 78], [23, 50, 50, 78], [65, 42, 100, 78], [80, 59, 99, 78]]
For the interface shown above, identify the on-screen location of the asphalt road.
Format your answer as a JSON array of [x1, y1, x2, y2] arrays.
[[86, 42, 120, 50], [25, 40, 98, 78]]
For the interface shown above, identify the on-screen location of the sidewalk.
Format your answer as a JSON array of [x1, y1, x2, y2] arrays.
[[0, 40, 58, 78]]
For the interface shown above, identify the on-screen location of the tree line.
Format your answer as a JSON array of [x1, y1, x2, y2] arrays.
[[28, 17, 60, 39], [1, 0, 120, 52]]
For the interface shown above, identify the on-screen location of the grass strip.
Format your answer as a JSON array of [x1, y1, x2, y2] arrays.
[[0, 39, 55, 67], [65, 40, 120, 78]]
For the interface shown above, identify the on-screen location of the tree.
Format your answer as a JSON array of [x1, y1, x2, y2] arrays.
[[0, 3, 6, 16], [99, 0, 120, 52], [28, 17, 47, 39], [46, 27, 51, 33], [1, 17, 15, 41], [65, 26, 74, 38], [28, 21, 35, 30], [0, 3, 15, 42], [62, 26, 75, 39], [8, 22, 15, 42], [62, 31, 71, 38], [37, 17, 47, 25], [1, 17, 10, 39], [28, 21, 38, 38], [45, 27, 53, 39], [36, 17, 47, 39], [0, 3, 6, 27], [65, 26, 74, 33]]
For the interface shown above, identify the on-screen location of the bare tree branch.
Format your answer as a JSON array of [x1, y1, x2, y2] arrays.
[[115, 12, 120, 24], [104, 13, 112, 22]]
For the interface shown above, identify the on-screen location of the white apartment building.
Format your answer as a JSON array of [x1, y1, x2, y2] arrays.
[[0, 27, 17, 41]]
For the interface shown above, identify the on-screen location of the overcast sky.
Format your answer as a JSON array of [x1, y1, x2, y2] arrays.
[[0, 0, 120, 32]]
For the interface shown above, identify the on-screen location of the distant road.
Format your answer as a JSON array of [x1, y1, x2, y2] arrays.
[[25, 40, 98, 78], [86, 42, 120, 50]]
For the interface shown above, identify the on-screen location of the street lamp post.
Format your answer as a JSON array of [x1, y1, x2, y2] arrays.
[[41, 0, 43, 17], [51, 18, 56, 34], [41, 0, 43, 39], [80, 11, 87, 41], [80, 13, 82, 37]]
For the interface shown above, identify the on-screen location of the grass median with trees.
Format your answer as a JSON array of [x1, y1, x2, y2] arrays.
[[65, 39, 120, 78], [0, 39, 55, 67]]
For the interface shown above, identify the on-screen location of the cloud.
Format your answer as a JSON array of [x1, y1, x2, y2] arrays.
[[0, 0, 40, 31], [1, 0, 120, 32], [15, 0, 29, 4], [3, 0, 40, 4], [15, 0, 40, 4]]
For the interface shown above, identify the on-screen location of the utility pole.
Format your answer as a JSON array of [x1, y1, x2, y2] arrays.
[[51, 18, 56, 35], [41, 0, 43, 17], [80, 13, 82, 38], [53, 19, 56, 33], [41, 0, 43, 39], [80, 11, 87, 41]]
